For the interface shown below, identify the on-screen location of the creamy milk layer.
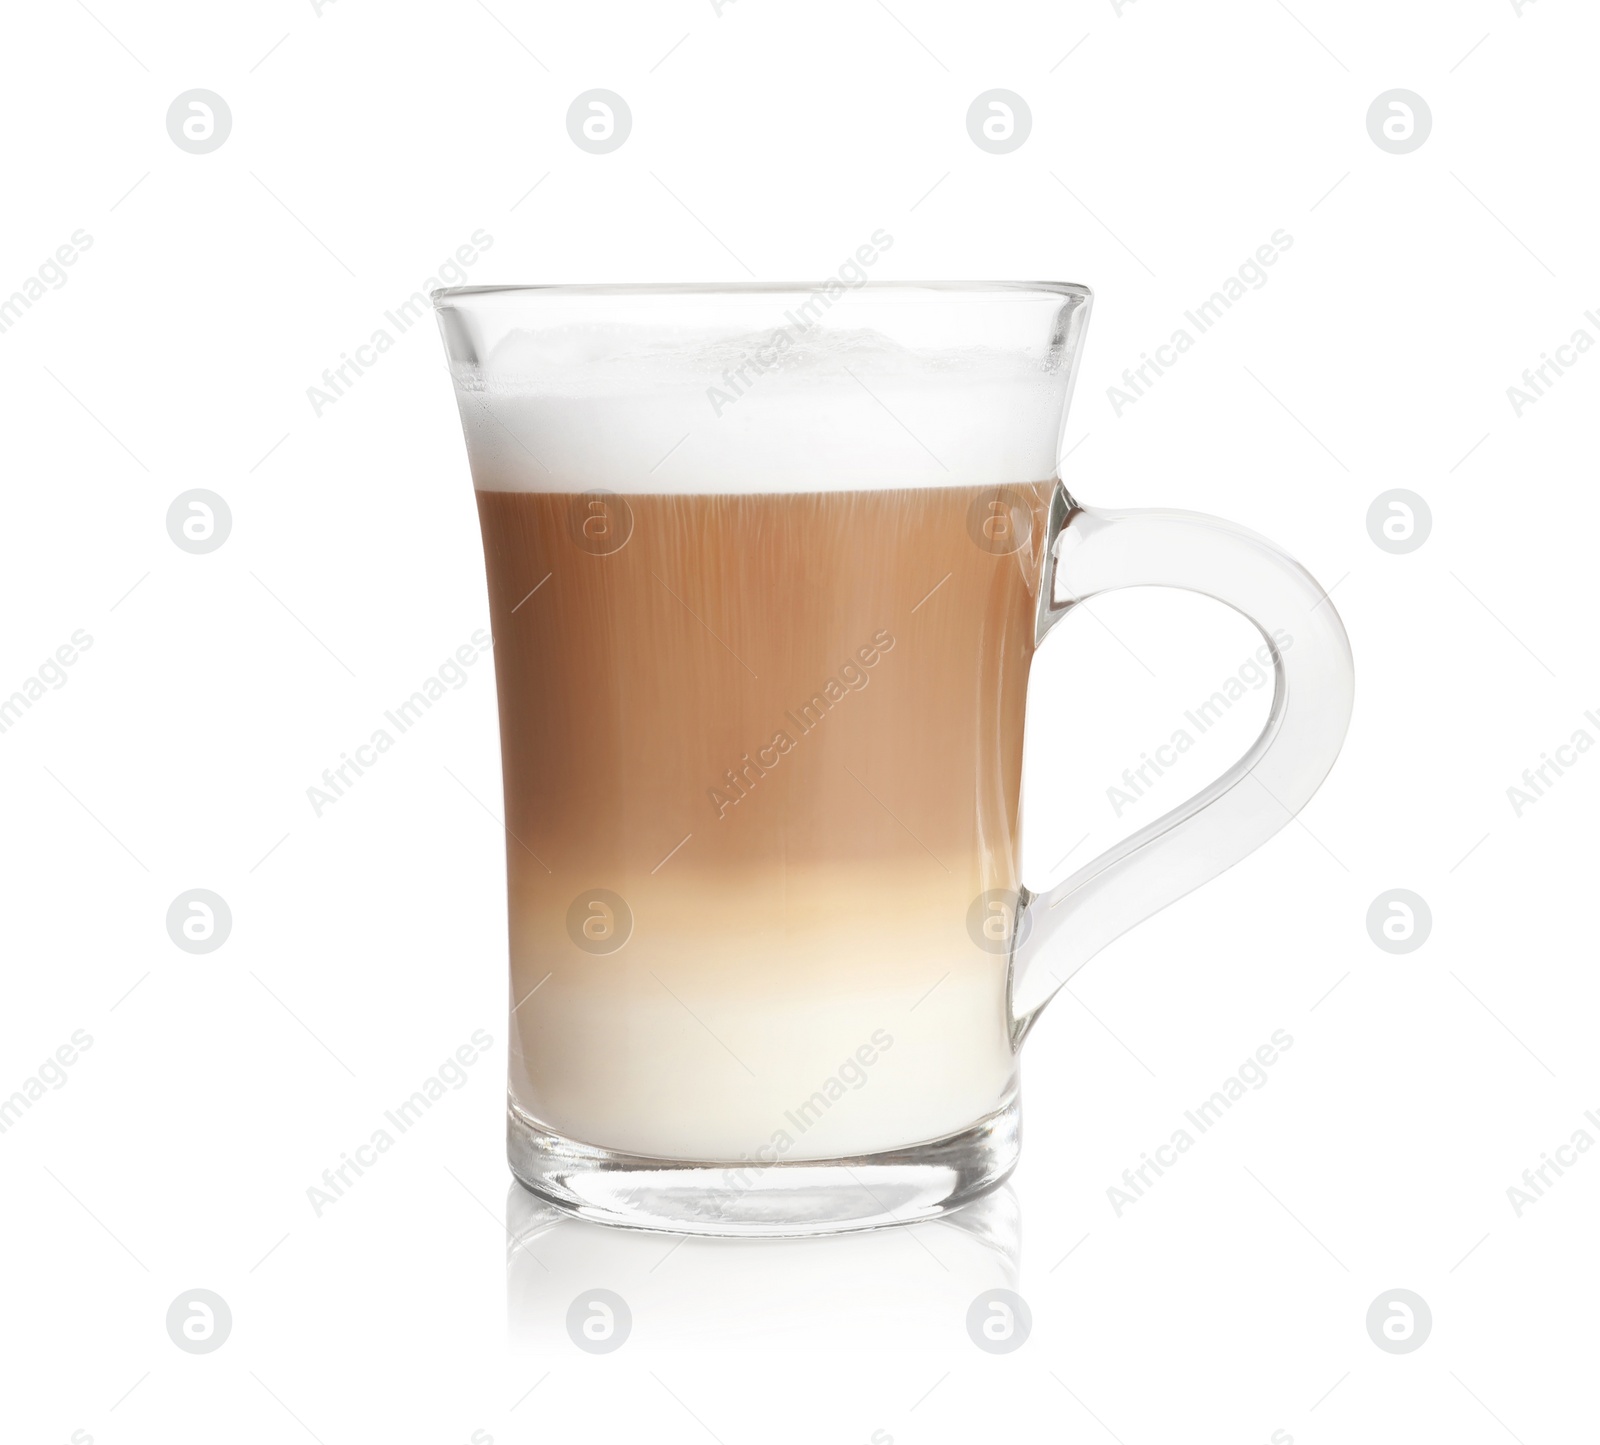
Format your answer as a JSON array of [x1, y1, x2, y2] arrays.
[[449, 324, 1070, 493], [507, 864, 1020, 1160]]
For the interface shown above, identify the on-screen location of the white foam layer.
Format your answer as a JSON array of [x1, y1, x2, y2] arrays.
[[450, 325, 1071, 493]]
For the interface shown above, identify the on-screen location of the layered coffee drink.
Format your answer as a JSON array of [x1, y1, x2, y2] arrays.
[[437, 284, 1353, 1237], [476, 482, 1053, 1161]]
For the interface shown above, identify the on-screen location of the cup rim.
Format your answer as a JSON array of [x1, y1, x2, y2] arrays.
[[431, 279, 1092, 306]]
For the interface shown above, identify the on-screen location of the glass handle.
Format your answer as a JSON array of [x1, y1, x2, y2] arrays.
[[1011, 492, 1355, 1033]]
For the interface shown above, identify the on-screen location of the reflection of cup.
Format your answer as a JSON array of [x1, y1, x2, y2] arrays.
[[507, 1181, 1020, 1351], [435, 283, 1354, 1236]]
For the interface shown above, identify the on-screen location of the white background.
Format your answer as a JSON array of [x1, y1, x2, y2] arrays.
[[2, 1, 1595, 1441]]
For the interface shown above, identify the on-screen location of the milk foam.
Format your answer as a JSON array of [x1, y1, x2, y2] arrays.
[[449, 324, 1071, 493]]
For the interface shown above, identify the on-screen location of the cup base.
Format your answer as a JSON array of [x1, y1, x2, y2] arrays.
[[507, 1094, 1020, 1237]]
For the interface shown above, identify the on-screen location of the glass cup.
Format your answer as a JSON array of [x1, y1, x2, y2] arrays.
[[432, 281, 1354, 1236]]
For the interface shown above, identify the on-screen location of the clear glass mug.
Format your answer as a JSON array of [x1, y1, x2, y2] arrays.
[[433, 282, 1353, 1236]]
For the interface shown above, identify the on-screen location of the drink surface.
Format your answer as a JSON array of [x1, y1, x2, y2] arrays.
[[477, 483, 1054, 1160], [448, 324, 1074, 493]]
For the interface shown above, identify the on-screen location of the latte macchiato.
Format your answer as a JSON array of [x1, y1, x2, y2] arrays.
[[436, 283, 1353, 1236], [476, 482, 1053, 1161]]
